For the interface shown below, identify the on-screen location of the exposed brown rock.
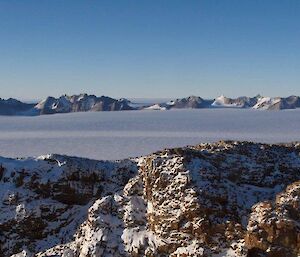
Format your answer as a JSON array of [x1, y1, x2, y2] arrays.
[[245, 181, 300, 257]]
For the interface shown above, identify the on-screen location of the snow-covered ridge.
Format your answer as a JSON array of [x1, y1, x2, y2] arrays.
[[2, 141, 300, 256]]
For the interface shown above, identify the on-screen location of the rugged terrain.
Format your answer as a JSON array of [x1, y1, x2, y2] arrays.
[[1, 141, 300, 257]]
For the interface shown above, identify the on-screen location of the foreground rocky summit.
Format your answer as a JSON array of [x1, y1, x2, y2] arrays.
[[1, 141, 300, 257]]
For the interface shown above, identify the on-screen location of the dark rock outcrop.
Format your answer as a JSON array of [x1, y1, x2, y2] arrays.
[[0, 98, 35, 115]]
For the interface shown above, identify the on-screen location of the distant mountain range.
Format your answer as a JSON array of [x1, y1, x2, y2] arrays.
[[0, 94, 300, 115]]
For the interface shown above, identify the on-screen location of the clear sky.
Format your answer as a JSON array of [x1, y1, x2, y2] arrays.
[[0, 0, 299, 100]]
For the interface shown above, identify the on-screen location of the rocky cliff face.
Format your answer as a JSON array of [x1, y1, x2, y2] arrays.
[[2, 141, 300, 256]]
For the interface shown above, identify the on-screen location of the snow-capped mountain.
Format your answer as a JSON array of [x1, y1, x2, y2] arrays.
[[2, 141, 300, 256], [34, 94, 134, 114]]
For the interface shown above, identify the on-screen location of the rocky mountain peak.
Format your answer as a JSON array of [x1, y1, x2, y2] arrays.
[[33, 94, 134, 114]]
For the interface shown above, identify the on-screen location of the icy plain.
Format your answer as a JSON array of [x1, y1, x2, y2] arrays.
[[0, 108, 299, 160]]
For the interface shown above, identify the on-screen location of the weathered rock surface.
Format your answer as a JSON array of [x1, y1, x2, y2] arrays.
[[1, 141, 300, 256]]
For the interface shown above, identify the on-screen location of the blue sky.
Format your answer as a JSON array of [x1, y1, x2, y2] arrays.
[[0, 0, 299, 100]]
